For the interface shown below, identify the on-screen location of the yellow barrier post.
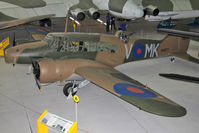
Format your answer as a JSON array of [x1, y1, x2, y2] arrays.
[[73, 95, 79, 122], [73, 24, 76, 32]]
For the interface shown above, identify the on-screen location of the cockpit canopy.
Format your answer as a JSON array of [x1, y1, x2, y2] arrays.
[[44, 32, 117, 53]]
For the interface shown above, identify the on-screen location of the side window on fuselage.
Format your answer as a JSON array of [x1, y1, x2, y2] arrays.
[[84, 42, 111, 52], [56, 40, 118, 53]]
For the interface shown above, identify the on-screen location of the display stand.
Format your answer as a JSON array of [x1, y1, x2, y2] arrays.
[[37, 110, 77, 133], [73, 95, 79, 122]]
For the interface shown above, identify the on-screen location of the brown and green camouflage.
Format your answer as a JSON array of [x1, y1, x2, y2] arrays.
[[5, 32, 198, 117]]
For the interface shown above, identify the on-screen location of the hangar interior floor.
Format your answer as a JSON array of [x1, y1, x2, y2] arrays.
[[1, 16, 199, 133], [0, 55, 199, 133]]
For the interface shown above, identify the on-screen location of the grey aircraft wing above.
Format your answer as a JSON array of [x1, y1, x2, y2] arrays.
[[68, 0, 144, 21], [0, 0, 144, 29], [133, 0, 199, 21], [0, 14, 55, 30], [0, 0, 69, 29]]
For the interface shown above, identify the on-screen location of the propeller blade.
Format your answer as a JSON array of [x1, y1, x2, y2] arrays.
[[13, 32, 16, 47], [34, 76, 42, 92], [31, 61, 41, 91]]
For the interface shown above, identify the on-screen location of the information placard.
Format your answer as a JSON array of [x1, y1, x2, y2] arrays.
[[41, 112, 74, 133]]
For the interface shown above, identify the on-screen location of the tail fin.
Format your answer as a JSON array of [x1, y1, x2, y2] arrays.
[[162, 35, 199, 64], [161, 35, 190, 53]]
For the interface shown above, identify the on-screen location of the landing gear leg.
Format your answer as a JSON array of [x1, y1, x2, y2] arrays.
[[63, 80, 90, 98]]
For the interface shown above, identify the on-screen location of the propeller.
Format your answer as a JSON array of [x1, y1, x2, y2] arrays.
[[34, 76, 42, 92], [13, 32, 16, 47], [32, 61, 42, 91]]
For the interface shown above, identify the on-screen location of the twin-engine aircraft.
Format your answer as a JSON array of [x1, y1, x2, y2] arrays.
[[5, 32, 199, 117], [2, 0, 199, 30], [0, 0, 144, 29]]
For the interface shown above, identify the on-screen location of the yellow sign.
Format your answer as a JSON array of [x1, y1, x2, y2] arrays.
[[38, 110, 78, 133], [73, 95, 79, 103], [37, 110, 49, 133], [0, 37, 10, 56]]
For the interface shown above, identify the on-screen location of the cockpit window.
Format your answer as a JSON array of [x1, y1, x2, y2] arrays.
[[45, 36, 118, 53]]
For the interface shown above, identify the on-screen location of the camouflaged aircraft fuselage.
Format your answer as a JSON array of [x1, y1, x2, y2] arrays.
[[5, 32, 192, 66]]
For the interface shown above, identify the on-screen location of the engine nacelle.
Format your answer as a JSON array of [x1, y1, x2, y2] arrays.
[[88, 8, 100, 20], [35, 60, 74, 83], [33, 59, 107, 84], [70, 8, 85, 21], [144, 5, 159, 16]]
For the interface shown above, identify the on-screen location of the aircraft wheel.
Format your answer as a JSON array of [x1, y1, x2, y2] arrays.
[[63, 83, 77, 97]]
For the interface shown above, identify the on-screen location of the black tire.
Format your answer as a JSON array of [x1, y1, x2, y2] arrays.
[[63, 83, 77, 97]]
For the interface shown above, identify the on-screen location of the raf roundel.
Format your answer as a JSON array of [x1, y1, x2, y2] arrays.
[[114, 83, 157, 98], [133, 43, 145, 60]]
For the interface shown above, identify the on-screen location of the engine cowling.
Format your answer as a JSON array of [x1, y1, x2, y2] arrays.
[[32, 59, 108, 84], [33, 60, 74, 83], [144, 5, 159, 16], [70, 8, 85, 21], [88, 8, 100, 20]]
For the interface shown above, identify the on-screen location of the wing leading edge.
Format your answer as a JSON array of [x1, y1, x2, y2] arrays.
[[75, 66, 186, 117], [0, 14, 55, 30], [145, 10, 199, 21]]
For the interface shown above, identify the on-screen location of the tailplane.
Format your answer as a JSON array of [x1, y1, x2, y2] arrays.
[[161, 35, 199, 64]]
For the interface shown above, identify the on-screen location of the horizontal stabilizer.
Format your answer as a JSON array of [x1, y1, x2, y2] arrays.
[[171, 52, 199, 64]]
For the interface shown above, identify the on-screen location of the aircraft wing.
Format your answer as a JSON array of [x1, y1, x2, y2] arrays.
[[0, 14, 55, 30], [157, 28, 199, 39], [145, 10, 199, 21], [75, 65, 186, 117]]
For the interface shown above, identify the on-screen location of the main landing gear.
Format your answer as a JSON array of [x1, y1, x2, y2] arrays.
[[63, 82, 77, 97], [63, 80, 90, 98]]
